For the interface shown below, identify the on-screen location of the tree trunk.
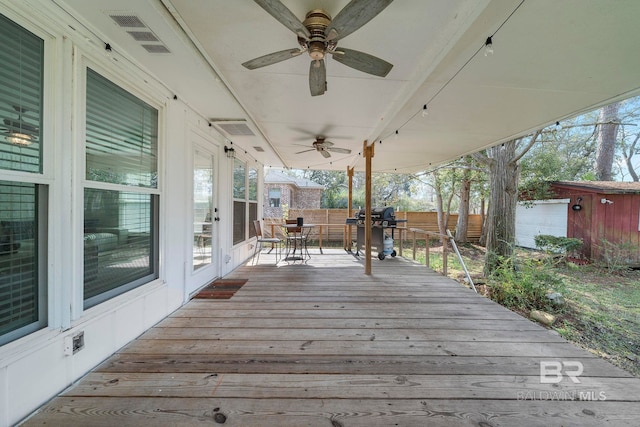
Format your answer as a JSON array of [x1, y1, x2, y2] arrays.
[[434, 183, 446, 241], [484, 141, 520, 274], [622, 133, 639, 182], [479, 197, 487, 246], [455, 173, 471, 243], [595, 102, 620, 181]]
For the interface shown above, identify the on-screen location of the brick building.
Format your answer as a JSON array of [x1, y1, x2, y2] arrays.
[[264, 170, 324, 218]]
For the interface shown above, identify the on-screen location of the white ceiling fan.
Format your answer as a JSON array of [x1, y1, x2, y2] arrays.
[[295, 136, 352, 158]]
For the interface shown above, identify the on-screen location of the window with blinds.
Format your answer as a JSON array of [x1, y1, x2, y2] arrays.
[[86, 69, 157, 187], [248, 167, 258, 239], [0, 13, 44, 173], [0, 15, 46, 346], [0, 182, 46, 345], [233, 159, 246, 245], [232, 160, 258, 243], [84, 69, 159, 308]]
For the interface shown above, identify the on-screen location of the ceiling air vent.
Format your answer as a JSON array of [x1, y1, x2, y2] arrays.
[[127, 31, 159, 42], [107, 12, 170, 54], [109, 14, 146, 28], [253, 146, 265, 152], [211, 120, 255, 136], [142, 44, 171, 54]]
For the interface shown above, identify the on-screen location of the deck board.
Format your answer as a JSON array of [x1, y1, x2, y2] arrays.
[[22, 250, 640, 426]]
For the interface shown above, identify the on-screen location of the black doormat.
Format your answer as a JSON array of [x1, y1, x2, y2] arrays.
[[193, 279, 248, 299]]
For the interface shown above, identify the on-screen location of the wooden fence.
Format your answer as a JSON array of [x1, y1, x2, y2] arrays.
[[264, 209, 482, 244]]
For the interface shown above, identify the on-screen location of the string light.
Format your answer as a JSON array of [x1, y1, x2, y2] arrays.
[[308, 1, 526, 172], [484, 36, 494, 56]]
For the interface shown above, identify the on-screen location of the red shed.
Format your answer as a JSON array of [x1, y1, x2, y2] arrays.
[[550, 181, 640, 266]]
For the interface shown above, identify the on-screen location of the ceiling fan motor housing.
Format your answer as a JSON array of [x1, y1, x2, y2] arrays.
[[303, 9, 331, 61]]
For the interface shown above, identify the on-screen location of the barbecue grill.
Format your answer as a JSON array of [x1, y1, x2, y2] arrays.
[[347, 207, 406, 259], [356, 206, 399, 227]]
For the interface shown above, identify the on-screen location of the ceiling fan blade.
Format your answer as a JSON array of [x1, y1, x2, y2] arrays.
[[320, 149, 331, 158], [253, 0, 310, 40], [295, 148, 315, 154], [327, 147, 352, 154], [242, 48, 303, 70], [309, 59, 326, 96], [325, 0, 394, 41], [331, 48, 393, 77]]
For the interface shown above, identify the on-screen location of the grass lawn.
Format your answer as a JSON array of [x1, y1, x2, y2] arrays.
[[554, 264, 640, 376], [400, 241, 640, 377]]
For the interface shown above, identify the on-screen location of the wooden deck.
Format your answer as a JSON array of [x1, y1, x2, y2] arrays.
[[23, 250, 640, 426]]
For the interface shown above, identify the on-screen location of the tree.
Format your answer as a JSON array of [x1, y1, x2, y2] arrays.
[[621, 132, 640, 182], [431, 169, 458, 239], [594, 102, 621, 181], [519, 119, 598, 197], [455, 168, 471, 242], [473, 131, 541, 274], [617, 97, 640, 181], [453, 156, 485, 243]]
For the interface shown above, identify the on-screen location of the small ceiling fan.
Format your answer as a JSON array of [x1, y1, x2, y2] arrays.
[[1, 105, 39, 146], [242, 0, 394, 96], [295, 136, 352, 158]]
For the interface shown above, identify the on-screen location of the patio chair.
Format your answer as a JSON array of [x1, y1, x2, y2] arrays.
[[252, 220, 282, 265], [284, 219, 309, 261]]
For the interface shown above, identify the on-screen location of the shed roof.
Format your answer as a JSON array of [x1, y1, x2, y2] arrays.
[[265, 170, 324, 190], [552, 181, 640, 194]]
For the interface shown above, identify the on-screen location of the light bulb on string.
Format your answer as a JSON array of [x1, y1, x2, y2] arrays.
[[394, 130, 399, 140], [422, 104, 428, 117]]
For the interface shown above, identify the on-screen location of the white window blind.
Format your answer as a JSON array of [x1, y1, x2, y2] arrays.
[[86, 69, 157, 188], [0, 182, 45, 345], [0, 13, 43, 173], [0, 14, 46, 346]]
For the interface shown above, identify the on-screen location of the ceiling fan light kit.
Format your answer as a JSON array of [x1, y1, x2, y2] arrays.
[[244, 0, 394, 96], [3, 106, 38, 146]]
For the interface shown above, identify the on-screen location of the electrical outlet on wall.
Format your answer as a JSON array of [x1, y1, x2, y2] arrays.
[[63, 331, 85, 356]]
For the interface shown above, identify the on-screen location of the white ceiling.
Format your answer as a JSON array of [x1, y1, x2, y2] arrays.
[[54, 0, 640, 172]]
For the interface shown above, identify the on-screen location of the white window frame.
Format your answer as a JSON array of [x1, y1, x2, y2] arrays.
[[232, 156, 258, 245], [0, 11, 58, 345], [72, 54, 165, 318]]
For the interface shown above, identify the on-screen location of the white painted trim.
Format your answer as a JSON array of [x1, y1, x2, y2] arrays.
[[518, 198, 570, 205]]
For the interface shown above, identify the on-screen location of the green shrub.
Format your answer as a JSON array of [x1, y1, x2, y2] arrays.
[[597, 239, 635, 274], [534, 235, 583, 264], [488, 256, 566, 313]]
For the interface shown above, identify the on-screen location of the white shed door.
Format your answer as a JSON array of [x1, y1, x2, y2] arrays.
[[515, 199, 569, 249]]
